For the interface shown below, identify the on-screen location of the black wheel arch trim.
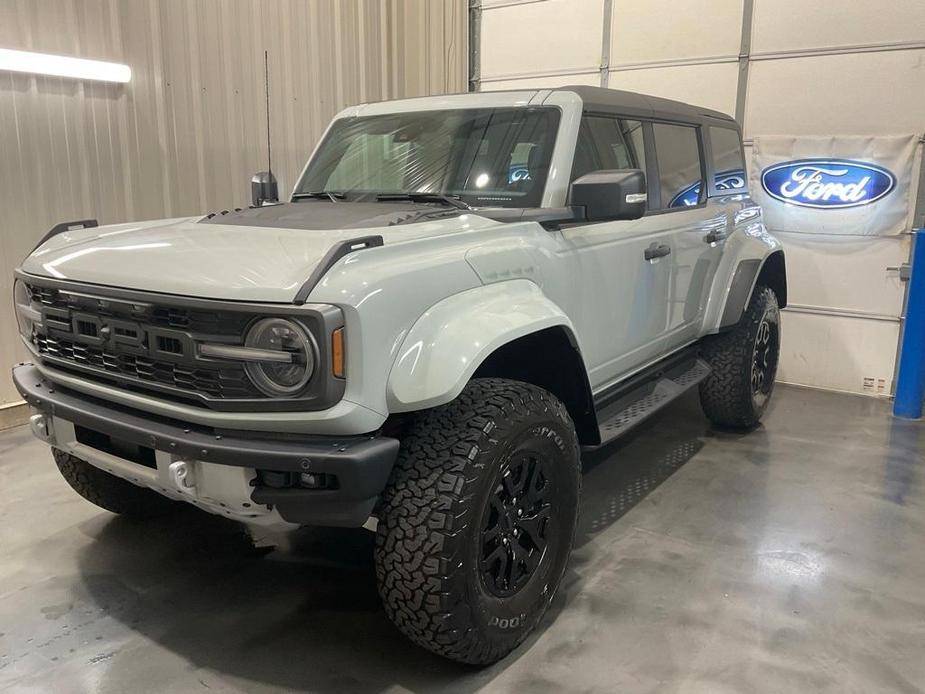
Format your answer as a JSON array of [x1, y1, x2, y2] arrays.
[[471, 325, 600, 446], [720, 251, 787, 329]]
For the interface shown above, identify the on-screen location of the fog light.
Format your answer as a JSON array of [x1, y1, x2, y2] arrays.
[[299, 472, 338, 490], [300, 472, 323, 488]]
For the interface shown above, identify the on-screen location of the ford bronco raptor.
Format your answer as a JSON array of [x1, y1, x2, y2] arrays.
[[12, 86, 785, 665]]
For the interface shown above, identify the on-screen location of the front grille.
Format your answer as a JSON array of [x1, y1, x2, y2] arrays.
[[35, 334, 259, 399], [24, 281, 263, 403], [28, 283, 251, 335], [17, 275, 345, 413]]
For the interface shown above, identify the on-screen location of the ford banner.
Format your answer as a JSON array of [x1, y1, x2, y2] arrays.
[[750, 135, 917, 236]]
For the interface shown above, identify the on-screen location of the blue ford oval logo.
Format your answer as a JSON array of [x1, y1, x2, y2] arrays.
[[760, 159, 896, 209], [508, 164, 531, 184], [669, 169, 747, 208]]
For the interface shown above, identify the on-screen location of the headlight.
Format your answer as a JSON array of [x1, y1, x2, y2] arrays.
[[13, 280, 37, 338], [243, 318, 316, 397]]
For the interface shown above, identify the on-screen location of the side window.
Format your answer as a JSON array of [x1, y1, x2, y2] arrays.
[[709, 126, 747, 193], [623, 120, 646, 174], [652, 123, 703, 209], [571, 116, 645, 181]]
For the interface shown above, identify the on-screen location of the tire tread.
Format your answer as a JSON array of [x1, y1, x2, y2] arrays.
[[374, 378, 580, 665], [699, 285, 779, 428]]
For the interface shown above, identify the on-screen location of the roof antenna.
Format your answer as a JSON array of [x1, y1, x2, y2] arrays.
[[251, 49, 279, 207]]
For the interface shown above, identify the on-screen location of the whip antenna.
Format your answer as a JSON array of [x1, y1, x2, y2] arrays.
[[264, 49, 272, 176], [251, 50, 279, 206]]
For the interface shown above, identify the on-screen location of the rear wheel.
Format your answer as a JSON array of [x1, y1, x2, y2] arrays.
[[54, 448, 179, 519], [699, 285, 780, 428], [374, 378, 581, 665]]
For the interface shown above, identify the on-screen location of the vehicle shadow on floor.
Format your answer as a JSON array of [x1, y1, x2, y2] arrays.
[[73, 391, 757, 692]]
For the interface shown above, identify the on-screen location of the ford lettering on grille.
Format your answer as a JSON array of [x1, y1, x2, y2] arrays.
[[760, 159, 896, 209], [51, 309, 191, 359]]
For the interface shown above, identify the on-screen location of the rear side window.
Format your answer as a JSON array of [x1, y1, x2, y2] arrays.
[[571, 116, 645, 181], [709, 126, 748, 193], [652, 123, 703, 209]]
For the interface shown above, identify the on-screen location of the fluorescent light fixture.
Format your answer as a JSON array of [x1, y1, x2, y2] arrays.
[[0, 48, 130, 83]]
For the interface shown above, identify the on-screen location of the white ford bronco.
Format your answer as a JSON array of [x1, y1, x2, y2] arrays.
[[13, 86, 785, 664]]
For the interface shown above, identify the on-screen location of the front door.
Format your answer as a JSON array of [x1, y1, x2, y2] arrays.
[[556, 116, 675, 390]]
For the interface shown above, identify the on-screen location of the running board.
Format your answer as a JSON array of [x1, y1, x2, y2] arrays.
[[594, 357, 712, 445]]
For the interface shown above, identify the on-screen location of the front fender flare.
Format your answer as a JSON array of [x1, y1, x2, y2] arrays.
[[386, 280, 579, 412]]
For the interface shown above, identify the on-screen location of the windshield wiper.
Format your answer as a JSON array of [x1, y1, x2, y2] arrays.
[[375, 192, 471, 210], [292, 191, 345, 202]]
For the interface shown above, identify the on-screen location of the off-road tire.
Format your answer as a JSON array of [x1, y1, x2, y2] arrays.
[[374, 378, 581, 665], [53, 448, 179, 518], [699, 285, 780, 428]]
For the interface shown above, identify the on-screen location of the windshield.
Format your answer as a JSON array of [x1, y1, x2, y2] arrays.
[[294, 107, 560, 208]]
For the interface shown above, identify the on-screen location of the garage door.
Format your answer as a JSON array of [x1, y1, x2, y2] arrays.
[[473, 0, 925, 396]]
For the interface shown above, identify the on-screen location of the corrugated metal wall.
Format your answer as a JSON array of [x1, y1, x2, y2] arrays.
[[0, 0, 467, 409]]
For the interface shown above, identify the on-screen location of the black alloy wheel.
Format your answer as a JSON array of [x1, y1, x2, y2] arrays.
[[479, 451, 553, 597]]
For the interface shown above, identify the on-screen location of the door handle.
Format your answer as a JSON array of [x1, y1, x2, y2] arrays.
[[644, 243, 671, 261], [704, 229, 727, 244]]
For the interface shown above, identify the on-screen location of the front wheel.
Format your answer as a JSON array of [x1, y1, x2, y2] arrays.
[[699, 285, 781, 429], [374, 378, 581, 665]]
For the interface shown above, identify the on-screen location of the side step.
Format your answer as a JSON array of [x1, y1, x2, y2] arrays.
[[594, 357, 712, 445]]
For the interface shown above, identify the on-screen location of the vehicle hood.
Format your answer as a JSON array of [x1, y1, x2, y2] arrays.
[[20, 203, 499, 302]]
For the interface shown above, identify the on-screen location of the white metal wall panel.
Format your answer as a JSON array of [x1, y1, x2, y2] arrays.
[[480, 0, 605, 81], [777, 313, 901, 397], [0, 0, 467, 406], [751, 0, 925, 54], [610, 0, 743, 65], [743, 50, 925, 138], [482, 71, 600, 92], [608, 62, 739, 116], [780, 233, 910, 319]]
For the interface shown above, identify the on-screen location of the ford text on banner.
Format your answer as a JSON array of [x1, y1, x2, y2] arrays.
[[750, 135, 919, 236]]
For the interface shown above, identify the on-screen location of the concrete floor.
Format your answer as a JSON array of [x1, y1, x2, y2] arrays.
[[1, 385, 924, 693]]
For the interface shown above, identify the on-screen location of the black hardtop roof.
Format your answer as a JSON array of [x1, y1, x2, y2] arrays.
[[557, 85, 737, 128]]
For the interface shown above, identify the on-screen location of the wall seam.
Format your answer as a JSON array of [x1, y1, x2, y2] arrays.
[[734, 0, 754, 126], [481, 39, 925, 84], [468, 0, 482, 91], [599, 0, 613, 88]]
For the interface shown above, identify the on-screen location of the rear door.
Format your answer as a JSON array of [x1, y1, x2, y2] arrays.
[[650, 122, 730, 348]]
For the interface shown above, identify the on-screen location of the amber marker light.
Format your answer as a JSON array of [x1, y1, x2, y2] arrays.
[[332, 327, 345, 378]]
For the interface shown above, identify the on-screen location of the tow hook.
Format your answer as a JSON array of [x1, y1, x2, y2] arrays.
[[29, 413, 53, 442], [168, 460, 196, 493]]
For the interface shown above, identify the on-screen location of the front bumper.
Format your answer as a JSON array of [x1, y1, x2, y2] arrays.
[[13, 364, 399, 527]]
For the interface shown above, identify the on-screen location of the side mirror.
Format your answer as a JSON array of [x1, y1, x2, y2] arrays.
[[251, 171, 279, 207], [568, 169, 647, 222]]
